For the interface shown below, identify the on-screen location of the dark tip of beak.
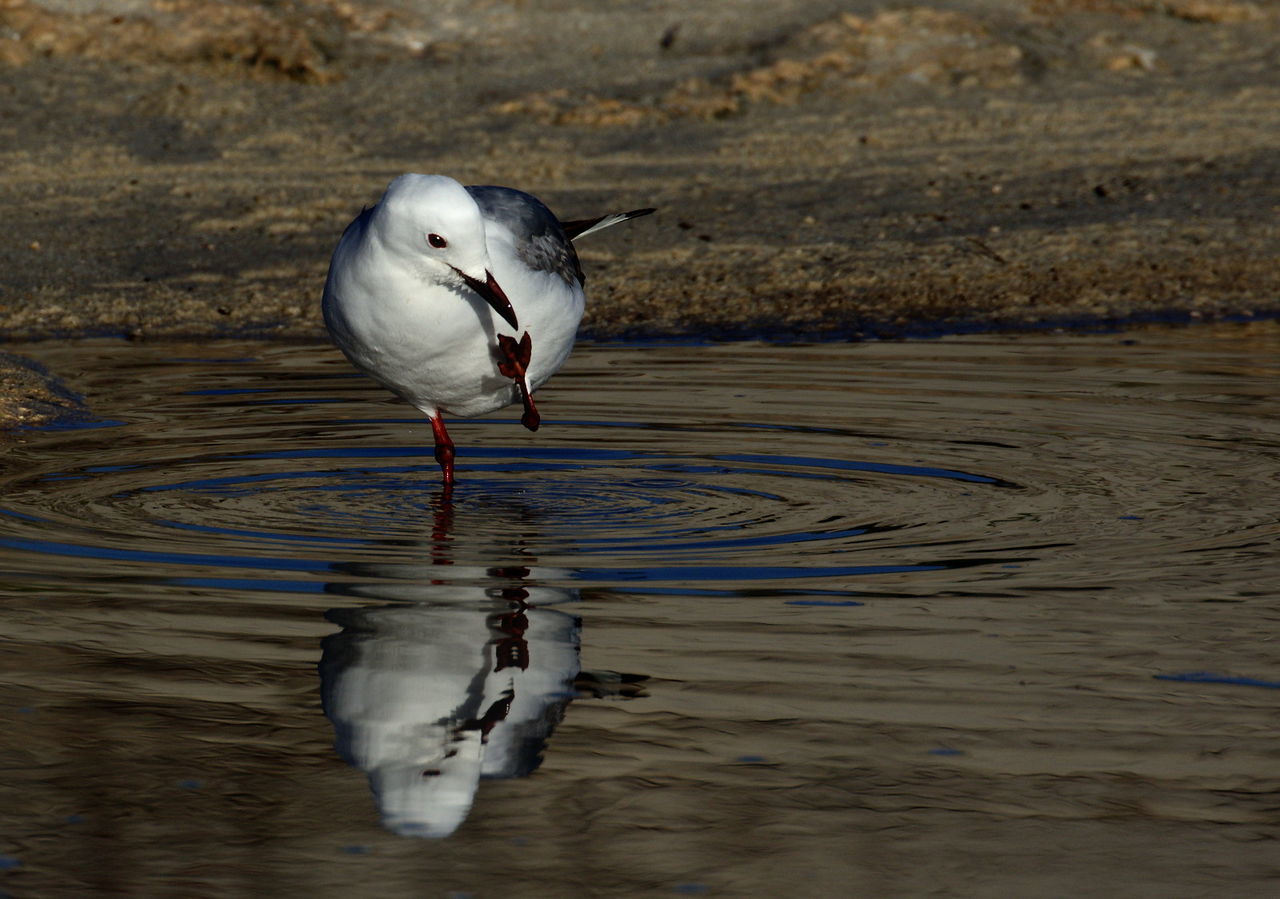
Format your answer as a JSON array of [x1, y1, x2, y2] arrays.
[[457, 268, 518, 330]]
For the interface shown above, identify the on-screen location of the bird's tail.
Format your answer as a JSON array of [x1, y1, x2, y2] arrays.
[[561, 208, 656, 241]]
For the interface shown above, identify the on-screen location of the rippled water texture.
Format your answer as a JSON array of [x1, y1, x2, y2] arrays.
[[2, 323, 1278, 895]]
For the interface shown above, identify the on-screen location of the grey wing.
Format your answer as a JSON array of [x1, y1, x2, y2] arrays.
[[466, 185, 585, 286]]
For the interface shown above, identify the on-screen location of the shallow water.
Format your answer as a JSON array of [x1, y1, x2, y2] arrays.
[[2, 322, 1278, 896]]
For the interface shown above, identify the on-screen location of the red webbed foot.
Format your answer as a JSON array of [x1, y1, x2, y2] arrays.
[[497, 331, 540, 432]]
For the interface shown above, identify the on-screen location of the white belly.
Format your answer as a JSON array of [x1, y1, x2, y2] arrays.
[[323, 240, 584, 419]]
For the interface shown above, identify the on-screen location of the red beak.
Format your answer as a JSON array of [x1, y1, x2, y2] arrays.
[[456, 268, 518, 330]]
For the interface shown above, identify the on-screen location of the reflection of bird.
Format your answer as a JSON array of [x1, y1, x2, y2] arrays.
[[321, 173, 653, 488], [319, 594, 582, 839]]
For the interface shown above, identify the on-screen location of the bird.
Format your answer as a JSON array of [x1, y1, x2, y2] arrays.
[[321, 174, 653, 491]]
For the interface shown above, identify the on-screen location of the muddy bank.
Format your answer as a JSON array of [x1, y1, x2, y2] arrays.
[[0, 350, 87, 428], [0, 1, 1277, 379]]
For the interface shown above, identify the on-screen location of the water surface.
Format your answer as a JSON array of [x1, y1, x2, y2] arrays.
[[2, 323, 1278, 896]]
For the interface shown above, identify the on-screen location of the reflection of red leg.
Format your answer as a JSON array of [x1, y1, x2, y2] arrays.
[[429, 490, 454, 563], [430, 415, 455, 488], [496, 331, 540, 432]]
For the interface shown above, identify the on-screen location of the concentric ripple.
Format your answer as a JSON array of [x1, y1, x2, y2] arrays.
[[1, 326, 1277, 604], [3, 326, 1279, 890], [0, 434, 1021, 596]]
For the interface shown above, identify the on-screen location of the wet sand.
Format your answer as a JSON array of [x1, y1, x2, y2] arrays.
[[1, 1, 1278, 342], [2, 1, 1279, 421], [1, 1, 1278, 424]]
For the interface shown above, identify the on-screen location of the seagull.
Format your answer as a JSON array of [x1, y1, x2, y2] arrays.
[[322, 174, 653, 490]]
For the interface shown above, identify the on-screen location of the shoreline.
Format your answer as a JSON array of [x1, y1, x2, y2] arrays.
[[2, 304, 1277, 346], [6, 312, 1276, 432]]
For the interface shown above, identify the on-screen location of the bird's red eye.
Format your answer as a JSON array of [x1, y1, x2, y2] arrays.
[[427, 233, 448, 249]]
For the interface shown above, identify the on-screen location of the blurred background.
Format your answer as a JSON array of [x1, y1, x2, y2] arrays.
[[1, 0, 1277, 344]]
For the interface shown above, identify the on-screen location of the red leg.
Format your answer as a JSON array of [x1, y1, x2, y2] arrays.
[[496, 331, 541, 432], [430, 414, 455, 489]]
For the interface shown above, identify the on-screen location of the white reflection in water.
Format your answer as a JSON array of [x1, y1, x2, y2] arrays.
[[320, 583, 582, 838], [0, 326, 1277, 889]]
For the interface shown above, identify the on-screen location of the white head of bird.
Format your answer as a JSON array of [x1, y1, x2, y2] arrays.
[[368, 174, 517, 328]]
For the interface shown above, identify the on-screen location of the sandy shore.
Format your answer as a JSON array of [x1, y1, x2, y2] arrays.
[[1, 0, 1278, 421]]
